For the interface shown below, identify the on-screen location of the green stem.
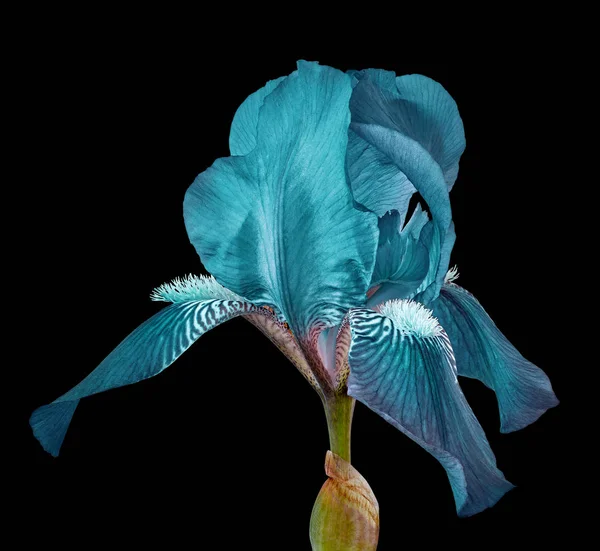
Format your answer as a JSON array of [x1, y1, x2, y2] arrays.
[[323, 394, 355, 463]]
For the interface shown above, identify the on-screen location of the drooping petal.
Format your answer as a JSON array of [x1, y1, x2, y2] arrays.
[[431, 282, 559, 432], [229, 76, 286, 156], [30, 298, 259, 457], [185, 61, 378, 342], [346, 303, 514, 517], [348, 77, 454, 304]]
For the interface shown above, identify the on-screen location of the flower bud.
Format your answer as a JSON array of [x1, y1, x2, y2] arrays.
[[309, 451, 379, 550]]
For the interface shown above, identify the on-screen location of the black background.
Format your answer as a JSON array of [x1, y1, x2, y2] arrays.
[[18, 34, 578, 549]]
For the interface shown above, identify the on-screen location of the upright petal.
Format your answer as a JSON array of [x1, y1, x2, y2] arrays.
[[185, 61, 378, 342], [349, 70, 465, 190], [229, 76, 286, 156], [393, 74, 466, 190], [348, 76, 454, 303], [369, 209, 430, 298], [412, 219, 456, 305], [431, 282, 559, 432], [346, 302, 514, 517], [346, 130, 415, 219], [31, 290, 260, 456]]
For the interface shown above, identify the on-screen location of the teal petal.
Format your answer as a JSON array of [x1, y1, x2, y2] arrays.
[[413, 220, 456, 305], [394, 74, 466, 190], [370, 209, 430, 297], [347, 304, 514, 517], [348, 77, 453, 303], [229, 76, 286, 156], [432, 283, 559, 432], [30, 299, 258, 456], [348, 68, 397, 91], [346, 129, 415, 218], [185, 61, 378, 340], [349, 70, 465, 190]]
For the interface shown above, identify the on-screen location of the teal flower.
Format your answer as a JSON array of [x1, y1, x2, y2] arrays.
[[30, 61, 557, 535]]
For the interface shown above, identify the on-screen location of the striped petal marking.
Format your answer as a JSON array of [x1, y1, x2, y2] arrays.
[[30, 276, 310, 457], [346, 302, 514, 517], [31, 299, 256, 457]]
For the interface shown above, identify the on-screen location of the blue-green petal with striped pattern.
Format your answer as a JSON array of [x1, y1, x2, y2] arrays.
[[30, 299, 257, 457], [431, 283, 559, 433], [229, 76, 286, 156], [346, 307, 514, 517], [185, 61, 378, 340], [348, 77, 453, 304]]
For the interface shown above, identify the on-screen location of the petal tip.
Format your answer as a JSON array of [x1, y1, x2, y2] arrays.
[[456, 479, 515, 518], [29, 401, 78, 458], [499, 392, 560, 434]]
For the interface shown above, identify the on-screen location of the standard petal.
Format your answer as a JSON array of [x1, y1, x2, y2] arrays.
[[346, 130, 415, 219], [394, 74, 466, 190], [349, 70, 465, 190], [431, 282, 559, 432], [370, 211, 429, 296], [348, 77, 453, 303], [229, 76, 286, 156], [30, 299, 258, 457], [185, 61, 378, 341], [412, 219, 456, 305], [346, 303, 514, 517]]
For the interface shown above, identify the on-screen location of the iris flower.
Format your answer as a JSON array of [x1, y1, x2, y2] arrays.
[[31, 61, 558, 549]]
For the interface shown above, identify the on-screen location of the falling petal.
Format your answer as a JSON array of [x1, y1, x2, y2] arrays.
[[31, 298, 259, 456], [432, 282, 559, 432], [346, 303, 514, 516]]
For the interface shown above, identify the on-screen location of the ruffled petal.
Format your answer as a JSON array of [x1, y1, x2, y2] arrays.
[[229, 76, 286, 156], [393, 74, 465, 190], [346, 130, 415, 219], [30, 298, 259, 456], [431, 283, 559, 432], [346, 303, 514, 517], [348, 76, 453, 303], [349, 69, 465, 190], [185, 61, 378, 341]]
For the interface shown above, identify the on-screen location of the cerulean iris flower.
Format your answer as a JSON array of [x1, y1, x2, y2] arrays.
[[31, 61, 558, 549]]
